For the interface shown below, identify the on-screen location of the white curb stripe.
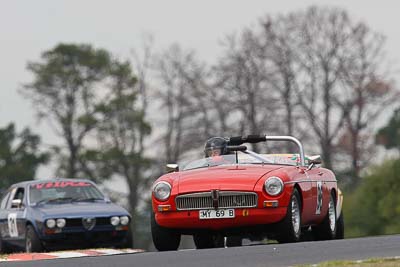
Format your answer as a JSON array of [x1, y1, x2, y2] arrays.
[[94, 249, 130, 255], [47, 251, 90, 258]]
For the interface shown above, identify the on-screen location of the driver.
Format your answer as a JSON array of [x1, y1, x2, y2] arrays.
[[204, 137, 228, 158]]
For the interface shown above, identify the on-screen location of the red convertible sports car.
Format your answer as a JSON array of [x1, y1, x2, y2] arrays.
[[151, 135, 344, 251]]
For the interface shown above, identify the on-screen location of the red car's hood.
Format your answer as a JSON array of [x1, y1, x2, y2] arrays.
[[177, 165, 282, 194]]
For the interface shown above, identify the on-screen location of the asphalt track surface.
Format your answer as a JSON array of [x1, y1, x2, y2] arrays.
[[3, 235, 400, 267]]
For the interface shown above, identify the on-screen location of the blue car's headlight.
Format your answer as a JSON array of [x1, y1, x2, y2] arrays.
[[46, 219, 56, 228], [120, 216, 129, 225], [110, 216, 120, 226], [56, 218, 66, 228]]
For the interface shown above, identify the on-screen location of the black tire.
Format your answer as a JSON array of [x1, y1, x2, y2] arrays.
[[25, 225, 43, 253], [276, 188, 302, 243], [151, 212, 180, 251], [313, 192, 337, 240], [193, 233, 223, 249], [226, 236, 242, 247], [336, 212, 344, 239]]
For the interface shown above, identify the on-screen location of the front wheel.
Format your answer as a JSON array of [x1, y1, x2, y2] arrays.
[[25, 225, 43, 252], [276, 188, 302, 243], [151, 212, 181, 251]]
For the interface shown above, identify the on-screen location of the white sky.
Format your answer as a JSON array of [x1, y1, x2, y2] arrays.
[[1, 0, 399, 178]]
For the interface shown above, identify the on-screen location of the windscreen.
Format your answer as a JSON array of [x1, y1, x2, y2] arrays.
[[181, 152, 303, 171], [29, 181, 105, 205]]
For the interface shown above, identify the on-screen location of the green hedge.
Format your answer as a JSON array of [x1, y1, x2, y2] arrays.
[[344, 159, 400, 237]]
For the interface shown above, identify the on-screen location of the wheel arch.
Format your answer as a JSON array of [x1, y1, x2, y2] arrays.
[[25, 219, 37, 230], [329, 187, 339, 216], [25, 219, 42, 238], [293, 183, 303, 211], [330, 188, 337, 202], [25, 220, 44, 252]]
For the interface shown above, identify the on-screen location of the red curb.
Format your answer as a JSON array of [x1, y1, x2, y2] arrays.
[[7, 253, 58, 261]]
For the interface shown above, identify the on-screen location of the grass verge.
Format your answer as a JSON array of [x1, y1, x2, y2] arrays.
[[299, 257, 400, 267]]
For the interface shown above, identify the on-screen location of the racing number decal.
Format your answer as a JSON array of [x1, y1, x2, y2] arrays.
[[8, 213, 18, 237], [315, 181, 323, 215]]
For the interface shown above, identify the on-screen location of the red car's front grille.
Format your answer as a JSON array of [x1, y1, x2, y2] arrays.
[[175, 191, 257, 210]]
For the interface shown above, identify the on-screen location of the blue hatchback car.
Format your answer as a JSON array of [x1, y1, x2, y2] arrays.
[[0, 178, 132, 253]]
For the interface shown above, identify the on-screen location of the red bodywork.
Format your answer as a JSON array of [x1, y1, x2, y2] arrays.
[[152, 162, 337, 231]]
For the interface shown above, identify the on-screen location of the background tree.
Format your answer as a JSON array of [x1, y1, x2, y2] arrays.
[[214, 31, 278, 152], [257, 15, 312, 152], [336, 24, 397, 184], [154, 44, 211, 163], [131, 35, 154, 154], [22, 43, 112, 177], [0, 123, 48, 189], [288, 7, 356, 170], [261, 16, 302, 139]]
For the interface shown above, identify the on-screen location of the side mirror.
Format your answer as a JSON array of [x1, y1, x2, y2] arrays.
[[11, 199, 23, 209], [166, 164, 179, 173], [307, 155, 322, 170], [308, 155, 322, 165]]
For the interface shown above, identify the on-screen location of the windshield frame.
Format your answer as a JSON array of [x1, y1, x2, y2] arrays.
[[181, 151, 306, 171]]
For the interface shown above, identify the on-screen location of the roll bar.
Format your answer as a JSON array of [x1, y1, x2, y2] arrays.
[[228, 135, 306, 166]]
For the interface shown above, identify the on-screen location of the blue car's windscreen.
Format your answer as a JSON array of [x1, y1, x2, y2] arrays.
[[29, 181, 105, 205]]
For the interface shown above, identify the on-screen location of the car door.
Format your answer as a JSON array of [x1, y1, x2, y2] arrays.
[[307, 166, 325, 221], [314, 168, 333, 220], [4, 187, 27, 247]]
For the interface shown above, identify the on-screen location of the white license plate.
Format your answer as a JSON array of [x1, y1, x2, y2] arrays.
[[199, 209, 235, 219]]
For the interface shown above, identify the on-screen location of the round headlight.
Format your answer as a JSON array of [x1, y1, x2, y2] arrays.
[[153, 181, 171, 201], [264, 176, 284, 196], [46, 219, 56, 228], [56, 218, 66, 228], [120, 216, 129, 226], [110, 216, 120, 226]]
